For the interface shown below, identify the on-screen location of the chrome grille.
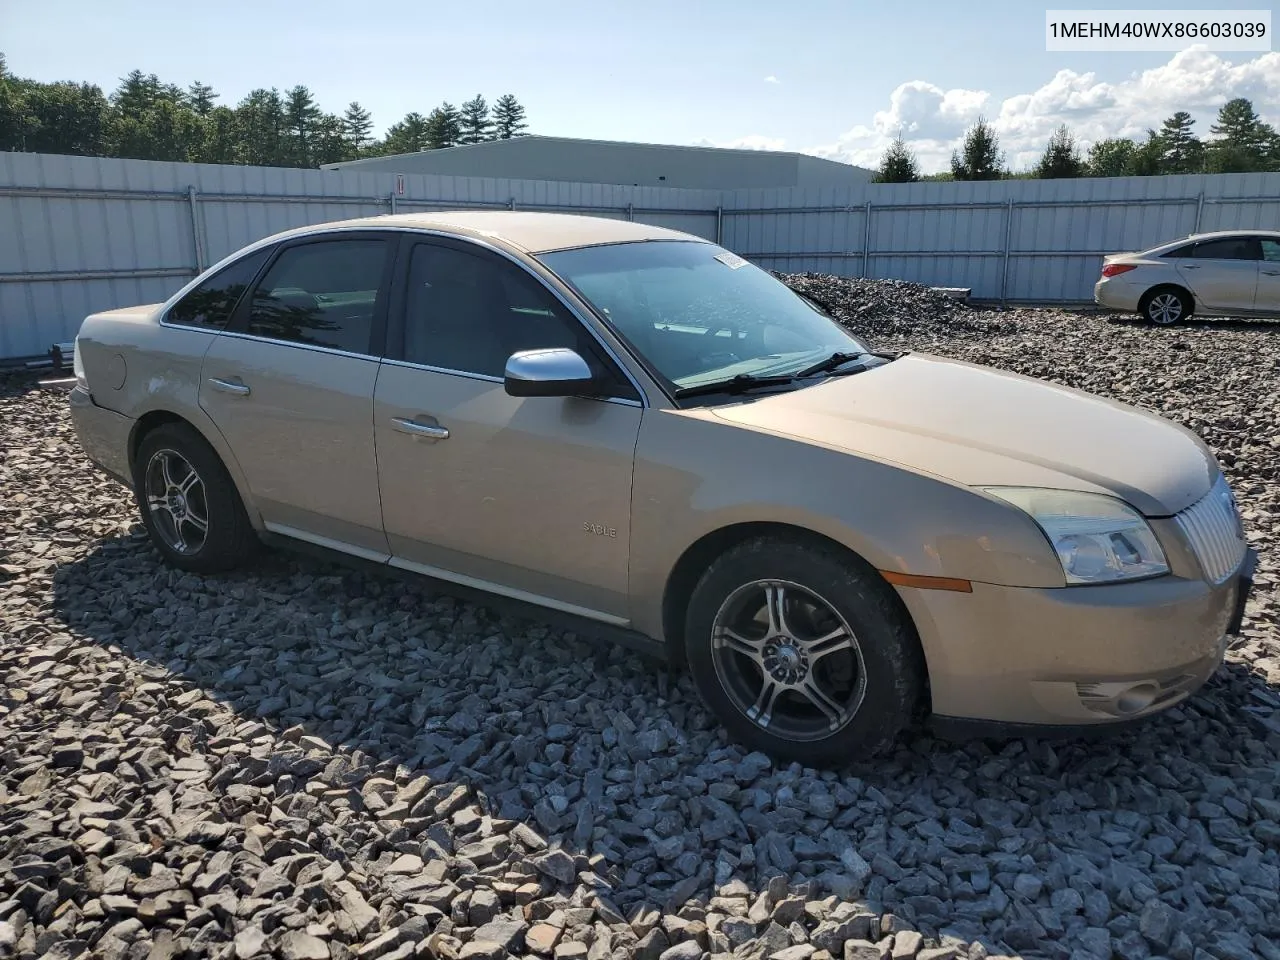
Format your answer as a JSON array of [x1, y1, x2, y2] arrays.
[[1174, 474, 1247, 584]]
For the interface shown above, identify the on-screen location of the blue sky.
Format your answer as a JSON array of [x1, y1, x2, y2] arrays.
[[4, 0, 1277, 172]]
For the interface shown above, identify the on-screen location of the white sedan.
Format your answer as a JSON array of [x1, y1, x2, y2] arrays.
[[1094, 229, 1280, 325]]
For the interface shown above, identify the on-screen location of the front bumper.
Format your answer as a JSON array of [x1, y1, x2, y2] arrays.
[[899, 549, 1257, 729], [68, 385, 135, 485]]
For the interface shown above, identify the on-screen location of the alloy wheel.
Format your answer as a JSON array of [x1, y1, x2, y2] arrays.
[[144, 448, 210, 555], [1148, 293, 1183, 325], [710, 578, 867, 741]]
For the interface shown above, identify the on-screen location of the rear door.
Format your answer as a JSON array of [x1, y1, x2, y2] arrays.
[[1174, 236, 1261, 312], [199, 232, 397, 557], [1257, 238, 1280, 313]]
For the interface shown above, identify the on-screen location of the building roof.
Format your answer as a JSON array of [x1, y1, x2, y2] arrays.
[[260, 210, 705, 255], [322, 134, 870, 174]]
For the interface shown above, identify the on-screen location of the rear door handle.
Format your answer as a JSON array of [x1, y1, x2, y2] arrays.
[[391, 417, 449, 440], [208, 377, 250, 397], [1263, 270, 1280, 276], [1182, 264, 1200, 269]]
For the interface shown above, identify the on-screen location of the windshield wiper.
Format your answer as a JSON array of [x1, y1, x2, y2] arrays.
[[794, 350, 869, 378], [673, 372, 799, 400]]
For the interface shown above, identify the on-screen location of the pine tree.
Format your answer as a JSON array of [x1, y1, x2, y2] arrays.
[[1205, 97, 1276, 173], [1127, 131, 1164, 176], [1155, 111, 1202, 174], [188, 82, 217, 116], [1085, 138, 1136, 178], [1034, 124, 1084, 179], [383, 112, 430, 154], [458, 94, 492, 144], [236, 88, 287, 166], [284, 85, 321, 167], [950, 116, 1004, 180], [342, 102, 373, 153], [425, 102, 462, 149], [873, 134, 920, 183], [195, 105, 239, 164], [112, 70, 161, 120], [491, 94, 527, 139]]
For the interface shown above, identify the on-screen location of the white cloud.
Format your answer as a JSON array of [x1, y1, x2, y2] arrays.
[[764, 75, 780, 84], [692, 134, 788, 151], [804, 47, 1280, 175]]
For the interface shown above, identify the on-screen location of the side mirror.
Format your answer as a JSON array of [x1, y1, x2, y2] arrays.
[[503, 347, 606, 398]]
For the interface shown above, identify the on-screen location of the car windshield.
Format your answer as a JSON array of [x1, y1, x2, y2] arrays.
[[537, 240, 868, 391]]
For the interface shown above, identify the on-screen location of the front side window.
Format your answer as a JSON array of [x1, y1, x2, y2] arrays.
[[1189, 237, 1261, 261], [538, 241, 868, 390], [166, 247, 271, 329], [1261, 239, 1280, 263], [402, 242, 607, 380], [247, 239, 389, 353]]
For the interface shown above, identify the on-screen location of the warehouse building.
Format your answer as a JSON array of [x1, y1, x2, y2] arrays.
[[320, 135, 874, 190]]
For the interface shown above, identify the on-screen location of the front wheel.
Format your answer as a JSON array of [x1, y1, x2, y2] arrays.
[[1140, 287, 1193, 326], [684, 535, 925, 767]]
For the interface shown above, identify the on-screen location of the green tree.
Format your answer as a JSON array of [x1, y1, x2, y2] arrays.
[[311, 113, 354, 165], [458, 94, 492, 143], [284, 85, 321, 166], [1204, 97, 1276, 173], [1034, 124, 1085, 179], [342, 101, 373, 153], [1155, 111, 1203, 174], [195, 105, 239, 164], [950, 116, 1005, 180], [491, 94, 527, 139], [1085, 138, 1136, 177], [873, 133, 920, 183], [188, 82, 217, 116], [381, 112, 430, 154], [25, 82, 109, 155], [236, 88, 287, 165], [112, 69, 161, 119], [1127, 130, 1164, 176], [425, 102, 462, 149]]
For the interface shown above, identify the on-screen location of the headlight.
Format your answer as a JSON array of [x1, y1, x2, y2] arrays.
[[981, 487, 1169, 585]]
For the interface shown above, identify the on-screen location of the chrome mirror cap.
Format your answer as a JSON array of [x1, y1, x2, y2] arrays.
[[503, 348, 601, 398]]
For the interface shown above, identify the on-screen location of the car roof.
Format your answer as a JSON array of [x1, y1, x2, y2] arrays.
[[256, 210, 709, 255]]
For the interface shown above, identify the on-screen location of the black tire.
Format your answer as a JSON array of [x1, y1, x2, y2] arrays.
[[132, 421, 259, 573], [684, 534, 924, 767], [1139, 286, 1193, 326]]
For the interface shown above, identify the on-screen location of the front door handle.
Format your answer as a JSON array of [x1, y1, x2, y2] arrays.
[[208, 377, 250, 397], [391, 417, 449, 440], [1181, 264, 1200, 269]]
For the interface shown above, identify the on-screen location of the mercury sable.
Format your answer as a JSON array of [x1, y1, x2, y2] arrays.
[[67, 212, 1256, 765]]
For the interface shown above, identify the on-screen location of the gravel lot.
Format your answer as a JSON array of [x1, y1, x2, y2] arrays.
[[2, 279, 1279, 960]]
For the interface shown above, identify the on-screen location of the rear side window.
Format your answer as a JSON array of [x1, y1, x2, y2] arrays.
[[1261, 240, 1280, 262], [246, 239, 389, 354], [166, 247, 271, 329], [1189, 237, 1261, 261]]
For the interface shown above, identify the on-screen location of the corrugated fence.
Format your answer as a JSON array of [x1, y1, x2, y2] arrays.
[[1, 151, 1278, 360]]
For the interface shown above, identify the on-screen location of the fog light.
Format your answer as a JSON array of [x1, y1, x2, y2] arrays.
[[1113, 682, 1158, 716]]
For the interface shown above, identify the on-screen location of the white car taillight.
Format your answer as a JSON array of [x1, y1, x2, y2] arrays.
[[73, 337, 89, 392]]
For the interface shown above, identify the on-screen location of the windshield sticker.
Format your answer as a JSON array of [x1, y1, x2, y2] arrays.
[[714, 251, 749, 270]]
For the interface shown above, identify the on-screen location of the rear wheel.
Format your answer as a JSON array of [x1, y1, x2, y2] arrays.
[[1140, 286, 1193, 326], [684, 535, 924, 766], [132, 422, 259, 573]]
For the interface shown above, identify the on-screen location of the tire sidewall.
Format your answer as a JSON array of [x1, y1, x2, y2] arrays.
[[684, 537, 920, 766]]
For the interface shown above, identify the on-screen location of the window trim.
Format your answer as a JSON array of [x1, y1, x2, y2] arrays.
[[159, 243, 277, 331], [385, 234, 645, 406], [223, 231, 401, 359]]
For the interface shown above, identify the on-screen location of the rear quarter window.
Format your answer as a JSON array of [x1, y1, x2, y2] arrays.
[[166, 247, 273, 329]]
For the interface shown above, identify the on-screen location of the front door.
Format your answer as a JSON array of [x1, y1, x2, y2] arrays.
[[199, 233, 396, 557], [1174, 235, 1261, 313], [373, 237, 644, 622]]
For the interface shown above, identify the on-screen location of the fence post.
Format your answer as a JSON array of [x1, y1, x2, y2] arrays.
[[389, 191, 397, 215], [509, 196, 516, 211], [187, 186, 206, 273], [626, 202, 634, 221], [716, 206, 723, 245], [1000, 198, 1015, 303], [861, 201, 872, 278], [1194, 191, 1205, 232]]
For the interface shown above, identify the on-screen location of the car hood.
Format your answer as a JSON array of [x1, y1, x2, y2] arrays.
[[709, 353, 1218, 516]]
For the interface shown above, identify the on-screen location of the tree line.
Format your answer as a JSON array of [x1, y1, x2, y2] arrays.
[[0, 54, 529, 167], [874, 98, 1280, 182]]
